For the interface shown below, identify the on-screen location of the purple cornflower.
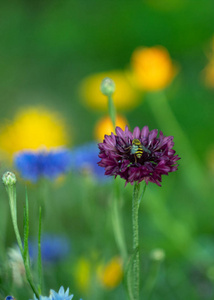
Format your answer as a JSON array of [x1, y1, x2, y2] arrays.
[[14, 148, 72, 182], [98, 126, 180, 186]]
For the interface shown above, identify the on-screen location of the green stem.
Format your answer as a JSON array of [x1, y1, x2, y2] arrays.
[[111, 182, 128, 262], [108, 95, 116, 128], [147, 91, 210, 199], [107, 90, 127, 261], [0, 199, 8, 260], [7, 186, 23, 255], [38, 179, 49, 218], [24, 188, 29, 264], [7, 185, 39, 298], [24, 261, 40, 298], [132, 182, 141, 300], [38, 206, 42, 294], [144, 260, 162, 299]]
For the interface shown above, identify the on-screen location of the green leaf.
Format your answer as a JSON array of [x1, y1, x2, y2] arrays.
[[23, 187, 29, 265], [37, 206, 42, 294], [124, 246, 139, 300]]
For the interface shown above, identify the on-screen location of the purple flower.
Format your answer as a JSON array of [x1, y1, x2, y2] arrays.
[[98, 126, 180, 186]]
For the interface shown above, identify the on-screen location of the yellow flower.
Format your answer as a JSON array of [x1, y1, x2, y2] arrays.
[[97, 257, 123, 289], [94, 115, 128, 142], [74, 257, 91, 293], [131, 46, 177, 91], [202, 38, 214, 88], [202, 59, 214, 88], [80, 70, 140, 111], [0, 107, 68, 159]]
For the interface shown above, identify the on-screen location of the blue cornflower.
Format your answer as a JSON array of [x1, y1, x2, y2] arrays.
[[33, 296, 50, 300], [14, 148, 72, 182], [50, 287, 73, 300], [70, 142, 109, 181], [32, 286, 78, 300], [28, 234, 70, 264]]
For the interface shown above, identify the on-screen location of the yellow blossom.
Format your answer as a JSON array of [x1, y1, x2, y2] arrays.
[[94, 115, 128, 142], [80, 70, 140, 111], [74, 257, 91, 293], [0, 107, 68, 159], [97, 257, 123, 289], [201, 36, 214, 88], [202, 37, 214, 88], [202, 59, 214, 88], [131, 46, 177, 91]]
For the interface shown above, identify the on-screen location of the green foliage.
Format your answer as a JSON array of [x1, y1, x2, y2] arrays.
[[0, 1, 214, 299]]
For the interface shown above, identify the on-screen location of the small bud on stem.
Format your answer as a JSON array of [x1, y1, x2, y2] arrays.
[[2, 172, 16, 186], [100, 77, 116, 97]]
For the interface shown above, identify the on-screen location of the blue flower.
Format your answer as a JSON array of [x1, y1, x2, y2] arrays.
[[14, 148, 72, 182], [28, 234, 70, 264], [70, 142, 109, 181], [50, 287, 73, 300], [32, 287, 76, 300], [5, 296, 16, 300], [33, 296, 50, 300]]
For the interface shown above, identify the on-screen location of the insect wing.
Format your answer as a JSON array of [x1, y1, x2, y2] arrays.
[[142, 145, 151, 154]]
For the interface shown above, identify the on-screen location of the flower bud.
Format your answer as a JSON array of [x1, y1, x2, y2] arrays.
[[150, 248, 165, 261], [100, 77, 116, 96], [2, 171, 17, 186]]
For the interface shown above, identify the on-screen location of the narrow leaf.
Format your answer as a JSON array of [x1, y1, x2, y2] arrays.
[[37, 206, 42, 294], [124, 247, 139, 300], [23, 187, 29, 264]]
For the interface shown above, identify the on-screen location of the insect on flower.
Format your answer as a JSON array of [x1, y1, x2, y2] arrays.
[[125, 138, 151, 163], [98, 126, 180, 186]]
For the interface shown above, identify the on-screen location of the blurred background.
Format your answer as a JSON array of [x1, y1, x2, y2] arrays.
[[0, 0, 214, 299]]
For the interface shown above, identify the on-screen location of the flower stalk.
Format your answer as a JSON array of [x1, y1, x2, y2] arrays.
[[100, 77, 116, 128], [147, 91, 208, 198], [99, 78, 180, 300], [111, 180, 128, 262], [132, 182, 141, 300], [101, 77, 128, 286], [108, 94, 116, 128], [38, 206, 42, 294], [7, 184, 23, 255], [2, 172, 40, 298]]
